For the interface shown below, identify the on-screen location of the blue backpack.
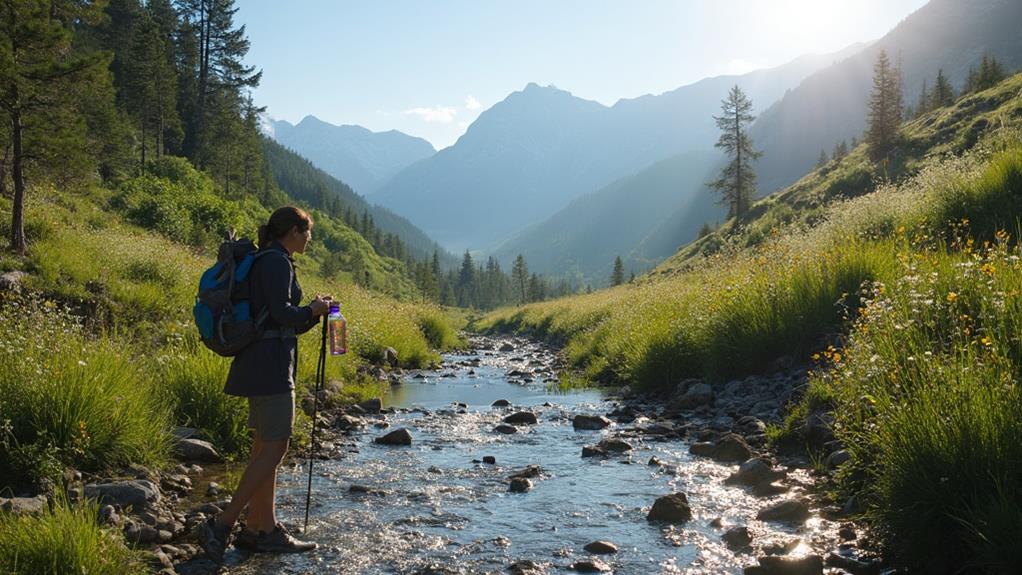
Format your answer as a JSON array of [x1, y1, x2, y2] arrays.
[[193, 233, 271, 356]]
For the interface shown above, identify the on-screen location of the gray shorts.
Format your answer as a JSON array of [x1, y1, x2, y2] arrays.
[[247, 391, 295, 441]]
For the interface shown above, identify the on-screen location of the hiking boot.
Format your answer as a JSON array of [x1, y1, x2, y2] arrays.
[[246, 522, 318, 553], [194, 516, 233, 564], [233, 528, 261, 552]]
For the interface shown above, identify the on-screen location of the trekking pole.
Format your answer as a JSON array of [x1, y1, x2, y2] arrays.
[[304, 315, 328, 532]]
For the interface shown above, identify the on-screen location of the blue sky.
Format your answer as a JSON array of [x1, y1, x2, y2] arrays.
[[238, 0, 929, 149]]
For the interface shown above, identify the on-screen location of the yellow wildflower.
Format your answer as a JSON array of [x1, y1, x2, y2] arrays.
[[946, 292, 958, 303]]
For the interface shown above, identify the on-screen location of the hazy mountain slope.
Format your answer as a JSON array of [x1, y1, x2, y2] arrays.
[[374, 47, 858, 252], [262, 138, 455, 265], [493, 151, 718, 281], [750, 0, 1022, 194], [268, 116, 436, 196]]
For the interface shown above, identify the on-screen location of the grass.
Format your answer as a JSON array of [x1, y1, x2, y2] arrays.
[[0, 498, 146, 575], [477, 75, 1022, 571]]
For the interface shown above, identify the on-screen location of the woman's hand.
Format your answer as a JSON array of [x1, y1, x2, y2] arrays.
[[309, 296, 333, 316]]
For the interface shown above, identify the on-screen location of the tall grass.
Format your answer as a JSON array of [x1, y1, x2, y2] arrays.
[[0, 498, 145, 575], [0, 296, 170, 488]]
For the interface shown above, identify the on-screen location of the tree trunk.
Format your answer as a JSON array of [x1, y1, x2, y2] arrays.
[[0, 144, 9, 199], [11, 110, 27, 254], [734, 106, 742, 218]]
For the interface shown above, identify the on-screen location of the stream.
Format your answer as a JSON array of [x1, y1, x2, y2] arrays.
[[227, 336, 840, 574]]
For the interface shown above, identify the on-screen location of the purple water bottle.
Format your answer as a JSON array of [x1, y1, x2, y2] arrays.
[[328, 304, 347, 355]]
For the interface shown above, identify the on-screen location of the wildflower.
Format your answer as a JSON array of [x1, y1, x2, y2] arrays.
[[946, 292, 958, 303], [980, 337, 992, 347], [980, 263, 996, 276]]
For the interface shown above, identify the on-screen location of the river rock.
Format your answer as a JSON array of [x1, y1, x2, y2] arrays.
[[508, 465, 542, 480], [712, 434, 753, 462], [123, 521, 160, 544], [826, 449, 851, 469], [98, 504, 121, 525], [358, 398, 383, 414], [499, 342, 515, 352], [509, 559, 545, 575], [173, 438, 222, 463], [374, 428, 413, 445], [494, 423, 518, 434], [688, 442, 716, 457], [573, 415, 612, 430], [571, 559, 611, 573], [646, 492, 692, 523], [597, 438, 633, 453], [725, 458, 783, 486], [736, 415, 768, 435], [670, 382, 713, 410], [722, 526, 752, 549], [504, 411, 538, 425], [509, 478, 532, 493], [85, 479, 161, 511], [751, 482, 790, 497], [582, 446, 607, 458], [482, 456, 496, 464], [756, 499, 810, 524], [746, 554, 824, 575], [0, 495, 47, 515], [384, 347, 399, 367], [583, 540, 618, 554], [492, 399, 512, 407], [335, 414, 365, 430]]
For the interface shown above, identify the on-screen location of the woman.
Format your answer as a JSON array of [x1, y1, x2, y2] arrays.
[[197, 206, 331, 563]]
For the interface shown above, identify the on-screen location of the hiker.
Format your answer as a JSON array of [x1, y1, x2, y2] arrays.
[[196, 206, 332, 562]]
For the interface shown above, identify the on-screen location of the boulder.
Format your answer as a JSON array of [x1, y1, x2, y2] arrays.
[[570, 559, 611, 573], [712, 434, 753, 462], [573, 415, 612, 430], [826, 449, 851, 469], [722, 526, 752, 550], [509, 559, 545, 575], [482, 456, 496, 464], [84, 480, 161, 511], [581, 446, 607, 458], [334, 414, 365, 430], [756, 499, 810, 524], [503, 411, 538, 425], [508, 465, 543, 480], [646, 492, 692, 524], [494, 424, 518, 434], [0, 495, 47, 515], [491, 399, 512, 407], [725, 458, 783, 486], [670, 382, 713, 410], [173, 438, 222, 463], [509, 478, 532, 493], [358, 398, 383, 414], [688, 442, 716, 457], [583, 540, 618, 554], [374, 428, 413, 446], [597, 438, 633, 453]]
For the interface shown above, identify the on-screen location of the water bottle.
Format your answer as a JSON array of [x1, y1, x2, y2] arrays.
[[328, 304, 347, 355]]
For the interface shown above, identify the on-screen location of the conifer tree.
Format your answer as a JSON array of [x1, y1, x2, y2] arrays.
[[832, 140, 848, 161], [709, 85, 761, 219], [865, 49, 903, 163], [611, 256, 625, 286], [816, 149, 828, 169], [931, 68, 954, 108], [915, 78, 929, 118], [0, 0, 109, 253], [511, 254, 528, 305], [122, 11, 180, 167], [457, 250, 475, 307]]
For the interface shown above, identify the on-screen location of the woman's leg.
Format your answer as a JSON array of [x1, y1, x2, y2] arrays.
[[244, 439, 288, 533], [216, 438, 288, 529]]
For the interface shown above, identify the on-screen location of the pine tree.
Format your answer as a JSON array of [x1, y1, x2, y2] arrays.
[[832, 140, 848, 161], [931, 68, 954, 108], [915, 78, 929, 118], [122, 10, 180, 168], [511, 254, 528, 305], [708, 85, 761, 219], [0, 0, 109, 253], [865, 49, 903, 163], [816, 149, 828, 169], [611, 256, 625, 286], [457, 250, 475, 308]]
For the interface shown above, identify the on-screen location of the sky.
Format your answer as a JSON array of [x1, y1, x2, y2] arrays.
[[237, 0, 929, 150]]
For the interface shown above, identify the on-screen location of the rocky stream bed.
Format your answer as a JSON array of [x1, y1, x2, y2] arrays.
[[2, 335, 884, 574]]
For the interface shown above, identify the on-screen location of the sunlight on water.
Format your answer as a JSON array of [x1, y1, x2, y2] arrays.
[[229, 340, 838, 574]]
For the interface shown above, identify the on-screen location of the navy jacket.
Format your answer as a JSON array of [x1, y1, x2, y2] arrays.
[[224, 241, 319, 397]]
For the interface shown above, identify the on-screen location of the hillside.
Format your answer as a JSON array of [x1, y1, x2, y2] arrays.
[[267, 115, 436, 196], [476, 72, 1022, 573], [374, 48, 855, 251], [493, 151, 717, 282], [262, 138, 456, 267], [749, 0, 1022, 194]]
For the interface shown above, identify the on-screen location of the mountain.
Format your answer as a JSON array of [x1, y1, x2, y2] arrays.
[[749, 0, 1022, 194], [492, 151, 718, 282], [261, 138, 456, 266], [267, 115, 436, 196], [373, 46, 861, 252]]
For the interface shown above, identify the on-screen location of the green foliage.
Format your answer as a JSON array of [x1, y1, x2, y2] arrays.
[[0, 296, 171, 489], [0, 498, 146, 575], [866, 49, 903, 162]]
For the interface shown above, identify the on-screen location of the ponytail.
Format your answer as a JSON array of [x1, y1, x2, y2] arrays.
[[258, 206, 313, 250]]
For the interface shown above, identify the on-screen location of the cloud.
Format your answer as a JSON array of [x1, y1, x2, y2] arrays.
[[465, 95, 482, 111], [403, 106, 457, 123]]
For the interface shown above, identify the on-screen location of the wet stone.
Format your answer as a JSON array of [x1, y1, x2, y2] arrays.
[[503, 411, 539, 425], [509, 478, 532, 493], [570, 558, 612, 573], [751, 554, 824, 575], [581, 446, 607, 458], [723, 526, 752, 549], [494, 423, 518, 434], [596, 438, 633, 453], [757, 499, 810, 524], [573, 415, 612, 430], [374, 428, 413, 445], [583, 540, 618, 554], [646, 492, 692, 524], [509, 559, 545, 575], [508, 465, 543, 480], [173, 438, 222, 463], [482, 456, 496, 464], [492, 399, 512, 407]]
